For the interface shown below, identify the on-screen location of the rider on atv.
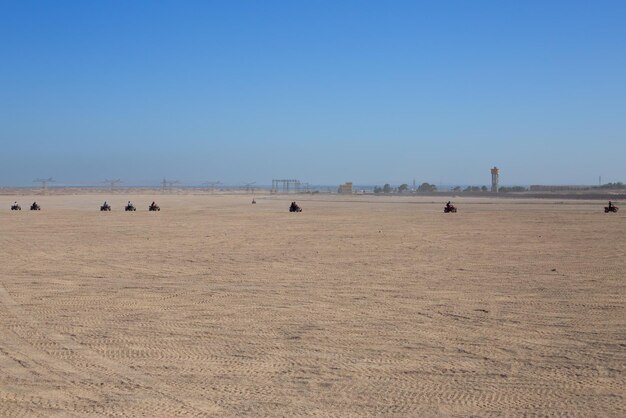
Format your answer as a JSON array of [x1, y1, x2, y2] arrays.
[[289, 201, 301, 212]]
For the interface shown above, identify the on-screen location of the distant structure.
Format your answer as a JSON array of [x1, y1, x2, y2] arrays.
[[34, 178, 54, 193], [161, 178, 180, 191], [271, 179, 301, 194], [491, 167, 500, 193], [242, 182, 256, 193], [103, 179, 122, 191], [529, 185, 591, 192], [338, 182, 353, 194], [202, 181, 221, 193]]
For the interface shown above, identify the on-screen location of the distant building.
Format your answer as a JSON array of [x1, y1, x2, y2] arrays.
[[338, 182, 353, 194], [529, 185, 591, 192], [491, 167, 500, 193]]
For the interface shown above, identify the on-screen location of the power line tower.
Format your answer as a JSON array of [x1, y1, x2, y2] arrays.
[[161, 178, 180, 191], [271, 179, 301, 194], [103, 179, 122, 191], [202, 181, 221, 193], [34, 178, 54, 193], [242, 182, 256, 193]]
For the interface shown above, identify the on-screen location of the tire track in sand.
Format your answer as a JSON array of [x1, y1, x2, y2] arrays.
[[0, 278, 219, 416]]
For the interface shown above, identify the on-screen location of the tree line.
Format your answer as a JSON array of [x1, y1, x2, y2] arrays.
[[373, 182, 437, 194]]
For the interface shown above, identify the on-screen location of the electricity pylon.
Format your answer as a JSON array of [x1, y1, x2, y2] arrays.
[[103, 179, 122, 191], [202, 181, 221, 193], [34, 178, 54, 193], [242, 182, 256, 193], [161, 178, 180, 191]]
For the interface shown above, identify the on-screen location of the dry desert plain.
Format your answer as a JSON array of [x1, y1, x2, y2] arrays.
[[0, 193, 624, 417]]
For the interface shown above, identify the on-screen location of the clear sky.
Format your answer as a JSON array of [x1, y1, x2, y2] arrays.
[[1, 1, 625, 187]]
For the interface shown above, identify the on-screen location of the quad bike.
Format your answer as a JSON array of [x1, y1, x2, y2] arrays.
[[289, 203, 302, 212], [125, 203, 136, 211], [148, 203, 160, 211], [10, 203, 21, 211], [444, 205, 457, 213], [30, 202, 41, 211], [604, 206, 619, 213], [100, 203, 111, 211]]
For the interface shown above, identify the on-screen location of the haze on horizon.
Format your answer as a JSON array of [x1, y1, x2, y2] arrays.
[[1, 1, 625, 187]]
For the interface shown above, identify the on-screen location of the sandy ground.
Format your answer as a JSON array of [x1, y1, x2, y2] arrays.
[[0, 194, 624, 417]]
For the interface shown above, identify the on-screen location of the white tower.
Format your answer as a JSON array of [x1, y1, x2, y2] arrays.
[[491, 167, 500, 193]]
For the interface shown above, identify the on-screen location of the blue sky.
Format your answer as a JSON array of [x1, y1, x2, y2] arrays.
[[1, 0, 625, 186]]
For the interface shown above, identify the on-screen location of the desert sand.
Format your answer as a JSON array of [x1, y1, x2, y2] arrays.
[[0, 193, 624, 417]]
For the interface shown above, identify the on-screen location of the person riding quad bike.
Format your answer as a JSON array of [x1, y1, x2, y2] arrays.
[[100, 201, 111, 211], [148, 201, 160, 211], [444, 201, 457, 213], [30, 202, 41, 210], [289, 201, 302, 212], [605, 201, 619, 213], [125, 201, 136, 211], [11, 202, 21, 210]]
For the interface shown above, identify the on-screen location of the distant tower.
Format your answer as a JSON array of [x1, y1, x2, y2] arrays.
[[491, 167, 500, 193]]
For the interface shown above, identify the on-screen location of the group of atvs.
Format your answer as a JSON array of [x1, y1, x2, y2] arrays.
[[103, 201, 161, 211], [441, 201, 620, 214], [290, 201, 457, 214], [9, 201, 160, 211], [10, 202, 40, 211], [7, 200, 620, 214]]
